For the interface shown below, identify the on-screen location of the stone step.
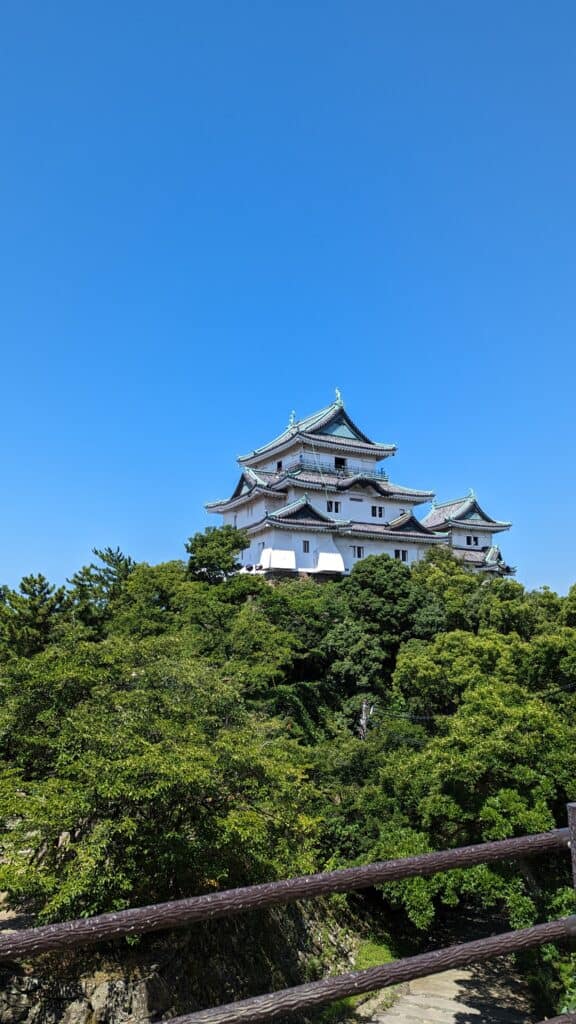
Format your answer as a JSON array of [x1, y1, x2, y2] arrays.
[[401, 992, 528, 1020], [369, 968, 536, 1024], [377, 1001, 480, 1022]]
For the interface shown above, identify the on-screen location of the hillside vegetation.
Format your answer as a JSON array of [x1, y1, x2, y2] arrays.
[[1, 529, 576, 1014]]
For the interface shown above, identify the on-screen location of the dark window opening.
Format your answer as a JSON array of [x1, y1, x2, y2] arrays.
[[303, 540, 310, 553], [335, 457, 346, 471]]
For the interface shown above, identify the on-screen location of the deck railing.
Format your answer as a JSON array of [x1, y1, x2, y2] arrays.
[[2, 806, 576, 1023], [283, 457, 389, 481]]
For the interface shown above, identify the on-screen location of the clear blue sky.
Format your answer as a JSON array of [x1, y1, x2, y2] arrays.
[[1, 2, 575, 593]]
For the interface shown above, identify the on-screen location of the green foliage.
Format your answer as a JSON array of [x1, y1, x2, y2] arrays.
[[1, 531, 575, 1010], [0, 574, 69, 658], [185, 525, 249, 583], [67, 547, 135, 638], [0, 637, 316, 920]]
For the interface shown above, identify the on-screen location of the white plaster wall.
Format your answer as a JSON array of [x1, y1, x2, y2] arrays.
[[222, 499, 270, 531], [340, 494, 416, 523], [255, 448, 384, 477], [333, 536, 428, 573], [237, 524, 439, 574], [280, 488, 416, 525], [451, 527, 493, 549], [256, 444, 302, 474]]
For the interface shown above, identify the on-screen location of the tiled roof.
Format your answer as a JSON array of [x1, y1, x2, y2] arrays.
[[238, 401, 395, 462], [452, 547, 487, 565], [342, 511, 446, 540], [423, 495, 511, 531], [386, 511, 440, 534], [337, 476, 434, 500], [248, 503, 446, 542], [254, 468, 433, 502], [266, 496, 346, 525], [452, 545, 515, 575], [205, 469, 286, 510]]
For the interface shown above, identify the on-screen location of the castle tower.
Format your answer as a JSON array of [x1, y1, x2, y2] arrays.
[[206, 396, 447, 576], [422, 493, 514, 575]]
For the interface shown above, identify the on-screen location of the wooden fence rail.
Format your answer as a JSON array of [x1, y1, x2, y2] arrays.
[[2, 806, 576, 1022], [167, 918, 576, 1024], [0, 828, 569, 961]]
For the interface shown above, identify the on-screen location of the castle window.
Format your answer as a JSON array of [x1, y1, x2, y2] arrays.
[[473, 536, 479, 546], [394, 549, 408, 562], [276, 460, 282, 472], [371, 505, 383, 518], [352, 545, 364, 558], [327, 500, 341, 513], [303, 540, 310, 553], [466, 535, 479, 546], [335, 457, 346, 471]]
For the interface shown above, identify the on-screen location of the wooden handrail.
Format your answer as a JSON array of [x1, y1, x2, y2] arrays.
[[1, 816, 574, 1023], [170, 917, 576, 1024], [0, 827, 568, 961]]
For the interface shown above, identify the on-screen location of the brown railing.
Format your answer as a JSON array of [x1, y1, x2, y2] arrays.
[[2, 806, 576, 1023], [283, 457, 389, 481]]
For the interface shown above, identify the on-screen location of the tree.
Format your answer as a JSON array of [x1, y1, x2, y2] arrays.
[[108, 560, 188, 637], [68, 547, 135, 638], [0, 574, 68, 658], [342, 555, 421, 677], [391, 629, 523, 718], [0, 636, 318, 920], [186, 526, 249, 583], [410, 547, 484, 634], [477, 578, 539, 640]]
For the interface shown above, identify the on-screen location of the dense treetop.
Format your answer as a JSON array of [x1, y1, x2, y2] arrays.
[[1, 531, 576, 1005]]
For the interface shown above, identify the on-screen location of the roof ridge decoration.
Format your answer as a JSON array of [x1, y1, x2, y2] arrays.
[[238, 397, 396, 464], [430, 494, 470, 510], [422, 494, 512, 531]]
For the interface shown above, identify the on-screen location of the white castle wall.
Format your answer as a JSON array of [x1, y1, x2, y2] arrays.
[[255, 446, 382, 477], [450, 526, 494, 549], [281, 487, 416, 524], [238, 527, 427, 574]]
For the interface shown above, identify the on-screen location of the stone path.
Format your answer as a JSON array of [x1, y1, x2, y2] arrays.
[[367, 960, 538, 1024]]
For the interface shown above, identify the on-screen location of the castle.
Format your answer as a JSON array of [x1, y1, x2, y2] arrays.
[[206, 394, 513, 578]]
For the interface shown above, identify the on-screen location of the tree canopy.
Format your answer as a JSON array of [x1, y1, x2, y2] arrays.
[[1, 531, 575, 1010]]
